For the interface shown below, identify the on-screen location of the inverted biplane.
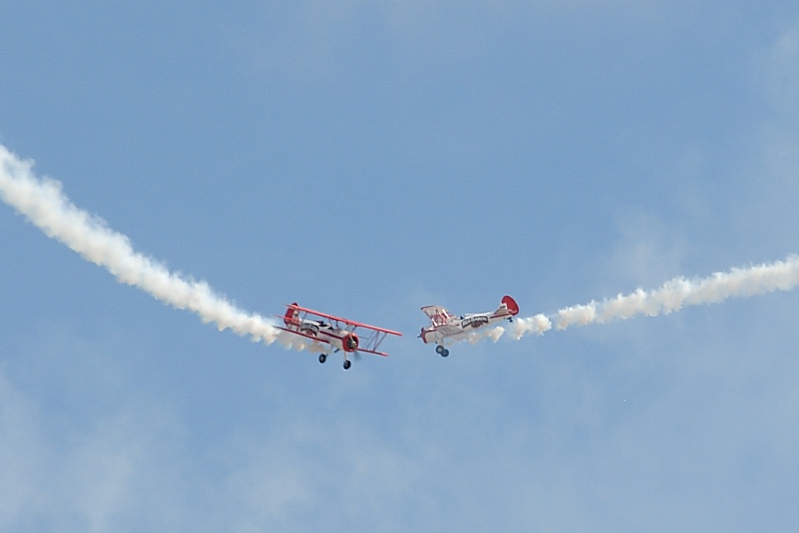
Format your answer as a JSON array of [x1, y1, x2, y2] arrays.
[[277, 303, 402, 369], [419, 295, 519, 357]]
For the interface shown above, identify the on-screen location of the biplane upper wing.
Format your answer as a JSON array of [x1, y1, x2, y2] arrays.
[[421, 305, 452, 327], [284, 303, 402, 336]]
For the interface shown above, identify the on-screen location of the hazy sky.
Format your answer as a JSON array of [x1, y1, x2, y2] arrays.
[[2, 2, 799, 531]]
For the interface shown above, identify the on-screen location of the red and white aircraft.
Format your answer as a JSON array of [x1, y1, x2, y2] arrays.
[[419, 295, 519, 357], [277, 303, 402, 369]]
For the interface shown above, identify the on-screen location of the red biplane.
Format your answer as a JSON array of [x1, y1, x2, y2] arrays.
[[277, 303, 402, 369]]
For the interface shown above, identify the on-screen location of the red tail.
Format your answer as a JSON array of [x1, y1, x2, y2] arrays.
[[501, 295, 519, 316], [284, 303, 301, 326]]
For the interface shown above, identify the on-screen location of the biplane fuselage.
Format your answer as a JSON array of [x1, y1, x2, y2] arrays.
[[283, 314, 360, 353], [419, 295, 519, 357]]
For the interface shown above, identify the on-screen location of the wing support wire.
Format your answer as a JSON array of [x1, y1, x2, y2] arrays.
[[360, 329, 391, 356]]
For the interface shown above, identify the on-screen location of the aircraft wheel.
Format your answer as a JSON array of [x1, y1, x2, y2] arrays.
[[343, 360, 352, 370], [435, 345, 445, 355], [319, 354, 327, 364], [441, 349, 450, 358]]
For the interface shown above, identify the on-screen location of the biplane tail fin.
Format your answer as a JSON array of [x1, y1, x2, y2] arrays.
[[283, 303, 301, 326], [499, 295, 520, 317]]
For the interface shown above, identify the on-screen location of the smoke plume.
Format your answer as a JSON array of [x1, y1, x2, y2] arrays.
[[6, 144, 799, 350], [0, 145, 280, 344], [513, 256, 799, 339]]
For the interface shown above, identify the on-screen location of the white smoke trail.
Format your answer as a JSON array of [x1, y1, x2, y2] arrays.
[[513, 255, 799, 339], [7, 144, 798, 351], [445, 326, 506, 346], [0, 144, 280, 344]]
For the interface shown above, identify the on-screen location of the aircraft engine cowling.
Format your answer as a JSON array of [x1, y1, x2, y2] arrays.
[[342, 333, 359, 352]]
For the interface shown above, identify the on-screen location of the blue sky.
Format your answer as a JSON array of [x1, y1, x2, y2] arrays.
[[2, 1, 799, 531]]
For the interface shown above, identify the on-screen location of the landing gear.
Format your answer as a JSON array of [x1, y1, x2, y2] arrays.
[[343, 359, 352, 370], [435, 345, 450, 357], [318, 353, 327, 364]]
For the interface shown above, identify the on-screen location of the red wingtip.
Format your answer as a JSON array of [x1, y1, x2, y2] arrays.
[[502, 295, 519, 316]]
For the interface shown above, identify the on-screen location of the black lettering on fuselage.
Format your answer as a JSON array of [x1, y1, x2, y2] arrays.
[[461, 315, 489, 328]]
